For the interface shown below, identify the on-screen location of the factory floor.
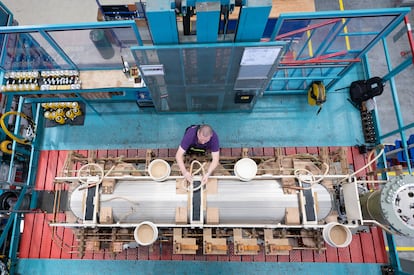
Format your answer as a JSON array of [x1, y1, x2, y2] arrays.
[[2, 0, 414, 274]]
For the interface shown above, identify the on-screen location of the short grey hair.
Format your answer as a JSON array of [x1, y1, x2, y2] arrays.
[[198, 124, 213, 137]]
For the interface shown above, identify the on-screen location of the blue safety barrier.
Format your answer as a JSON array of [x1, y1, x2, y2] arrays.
[[408, 134, 414, 161], [395, 140, 406, 162], [385, 135, 414, 165], [384, 144, 396, 163]]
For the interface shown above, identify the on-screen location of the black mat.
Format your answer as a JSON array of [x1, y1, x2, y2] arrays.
[[37, 190, 68, 213]]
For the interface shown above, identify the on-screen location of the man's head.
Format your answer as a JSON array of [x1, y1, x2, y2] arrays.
[[197, 124, 213, 144]]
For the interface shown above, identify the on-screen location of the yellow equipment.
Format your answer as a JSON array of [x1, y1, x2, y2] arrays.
[[307, 81, 326, 114]]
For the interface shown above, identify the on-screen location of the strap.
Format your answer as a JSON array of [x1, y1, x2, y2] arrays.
[[185, 124, 200, 133]]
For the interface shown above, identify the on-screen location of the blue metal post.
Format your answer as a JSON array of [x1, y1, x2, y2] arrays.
[[196, 1, 221, 43], [8, 213, 23, 275], [386, 234, 412, 275], [381, 37, 412, 173], [235, 0, 272, 42], [145, 1, 178, 45]]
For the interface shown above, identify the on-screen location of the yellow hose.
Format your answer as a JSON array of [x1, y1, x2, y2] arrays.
[[0, 111, 35, 145]]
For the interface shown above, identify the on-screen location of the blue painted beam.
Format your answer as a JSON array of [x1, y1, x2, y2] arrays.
[[146, 1, 178, 45], [17, 259, 384, 275], [235, 0, 272, 42]]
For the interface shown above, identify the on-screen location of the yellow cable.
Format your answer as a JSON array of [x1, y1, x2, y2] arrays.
[[0, 111, 35, 145]]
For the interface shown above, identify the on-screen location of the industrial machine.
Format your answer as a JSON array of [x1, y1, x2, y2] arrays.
[[47, 146, 414, 257]]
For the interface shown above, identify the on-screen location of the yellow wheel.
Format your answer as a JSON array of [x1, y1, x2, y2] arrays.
[[0, 140, 12, 154]]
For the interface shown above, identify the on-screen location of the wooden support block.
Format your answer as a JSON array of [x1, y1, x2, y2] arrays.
[[340, 147, 349, 174], [300, 229, 319, 248], [85, 240, 100, 251], [293, 160, 321, 175], [236, 244, 260, 252], [285, 207, 300, 225], [274, 147, 284, 158], [102, 179, 115, 194], [233, 228, 260, 255], [99, 207, 113, 224], [203, 229, 228, 255], [281, 157, 293, 170], [173, 228, 198, 254], [111, 242, 124, 253], [145, 149, 153, 169], [205, 178, 218, 194], [179, 244, 199, 250], [269, 244, 292, 252], [205, 243, 228, 252], [175, 207, 188, 224], [264, 229, 292, 255], [320, 147, 329, 165], [87, 150, 97, 164], [110, 162, 140, 176], [280, 156, 296, 193], [206, 208, 219, 224], [176, 179, 188, 194], [257, 160, 279, 175]]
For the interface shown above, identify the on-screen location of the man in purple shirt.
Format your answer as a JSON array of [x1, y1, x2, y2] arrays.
[[175, 124, 220, 184]]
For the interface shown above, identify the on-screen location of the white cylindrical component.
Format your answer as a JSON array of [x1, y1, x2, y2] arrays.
[[206, 180, 332, 224], [322, 222, 352, 248], [69, 179, 332, 225], [234, 158, 257, 181], [148, 159, 171, 181], [70, 181, 188, 224], [134, 221, 158, 246]]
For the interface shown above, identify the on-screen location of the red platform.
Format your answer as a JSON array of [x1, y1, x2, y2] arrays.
[[19, 147, 388, 264]]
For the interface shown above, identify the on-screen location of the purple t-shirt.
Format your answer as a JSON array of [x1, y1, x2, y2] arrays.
[[180, 126, 219, 152]]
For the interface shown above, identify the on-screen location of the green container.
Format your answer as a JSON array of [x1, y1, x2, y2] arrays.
[[89, 29, 115, 60]]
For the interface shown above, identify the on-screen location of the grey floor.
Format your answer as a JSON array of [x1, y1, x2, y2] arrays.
[[2, 0, 414, 271]]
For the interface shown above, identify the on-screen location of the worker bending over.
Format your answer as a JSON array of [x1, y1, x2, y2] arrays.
[[175, 124, 220, 184]]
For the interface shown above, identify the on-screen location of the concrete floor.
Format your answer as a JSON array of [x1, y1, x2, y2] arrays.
[[2, 0, 414, 270]]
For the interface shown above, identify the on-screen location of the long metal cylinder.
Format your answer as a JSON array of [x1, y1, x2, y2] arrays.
[[69, 179, 332, 225]]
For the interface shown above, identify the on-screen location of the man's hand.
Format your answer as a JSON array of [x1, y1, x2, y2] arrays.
[[201, 173, 210, 185], [184, 171, 193, 183]]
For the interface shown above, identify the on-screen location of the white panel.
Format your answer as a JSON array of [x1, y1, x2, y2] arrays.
[[342, 181, 363, 222]]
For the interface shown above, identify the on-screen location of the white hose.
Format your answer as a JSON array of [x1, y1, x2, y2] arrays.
[[181, 160, 207, 192], [340, 147, 385, 183], [291, 162, 330, 190]]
